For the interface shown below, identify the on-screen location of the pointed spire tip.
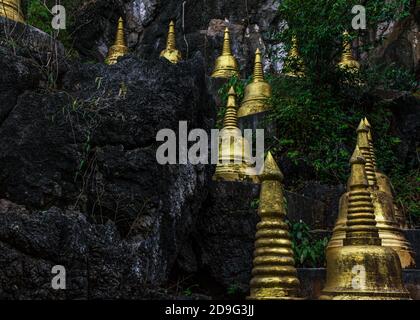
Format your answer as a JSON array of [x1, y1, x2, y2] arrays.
[[357, 118, 368, 132], [262, 152, 284, 181]]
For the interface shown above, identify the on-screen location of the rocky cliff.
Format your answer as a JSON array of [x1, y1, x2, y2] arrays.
[[0, 1, 419, 300]]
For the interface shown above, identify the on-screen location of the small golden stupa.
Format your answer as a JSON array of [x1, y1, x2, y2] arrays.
[[105, 17, 128, 65], [160, 21, 182, 64], [320, 146, 410, 300], [213, 87, 257, 182], [284, 36, 304, 77], [365, 118, 408, 229], [328, 119, 415, 268], [238, 48, 272, 118], [248, 152, 301, 300], [338, 31, 360, 71], [0, 0, 24, 23], [211, 27, 239, 78]]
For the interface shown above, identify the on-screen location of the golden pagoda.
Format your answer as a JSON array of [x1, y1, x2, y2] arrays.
[[364, 118, 408, 229], [338, 31, 360, 71], [0, 0, 24, 23], [248, 152, 301, 300], [327, 119, 415, 268], [105, 17, 128, 65], [320, 146, 410, 300], [238, 48, 272, 118], [213, 87, 257, 182], [160, 21, 182, 64], [284, 36, 304, 77], [211, 27, 239, 78]]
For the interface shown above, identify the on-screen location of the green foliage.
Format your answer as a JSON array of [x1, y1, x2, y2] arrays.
[[227, 283, 241, 296], [250, 198, 260, 210], [26, 0, 53, 34], [390, 167, 420, 225], [26, 0, 79, 54], [183, 284, 199, 297], [288, 220, 328, 268], [267, 0, 414, 184], [362, 64, 419, 92]]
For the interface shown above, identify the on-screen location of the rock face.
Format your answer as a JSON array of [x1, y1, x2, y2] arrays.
[[373, 6, 420, 79], [0, 200, 144, 299], [0, 19, 217, 298], [70, 0, 284, 75], [0, 17, 65, 122], [193, 181, 260, 295]]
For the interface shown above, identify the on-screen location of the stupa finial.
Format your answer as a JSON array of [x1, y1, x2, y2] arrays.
[[237, 48, 272, 117], [223, 87, 239, 129], [338, 31, 360, 70], [357, 118, 377, 187], [253, 48, 264, 82], [211, 27, 239, 78], [160, 20, 182, 63], [284, 35, 305, 77], [105, 17, 128, 65], [222, 27, 232, 56]]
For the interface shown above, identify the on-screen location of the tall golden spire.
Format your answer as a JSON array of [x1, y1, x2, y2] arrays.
[[321, 146, 410, 300], [248, 152, 301, 300], [105, 17, 128, 65], [223, 87, 239, 129], [252, 48, 264, 82], [365, 119, 413, 250], [284, 36, 305, 77], [360, 118, 414, 267], [0, 0, 24, 23], [211, 27, 239, 78], [365, 117, 408, 229], [363, 118, 377, 169], [357, 119, 377, 187], [338, 31, 360, 71], [222, 27, 233, 56], [160, 21, 182, 64], [213, 87, 257, 182], [238, 48, 272, 118]]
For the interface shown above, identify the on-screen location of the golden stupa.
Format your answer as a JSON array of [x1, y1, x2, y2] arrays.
[[365, 118, 408, 229], [327, 119, 415, 268], [238, 48, 272, 118], [248, 152, 301, 300], [213, 87, 258, 182], [105, 17, 128, 65], [160, 21, 182, 64], [320, 146, 410, 300], [211, 27, 239, 78], [284, 36, 304, 77], [338, 31, 360, 71], [0, 0, 24, 23]]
